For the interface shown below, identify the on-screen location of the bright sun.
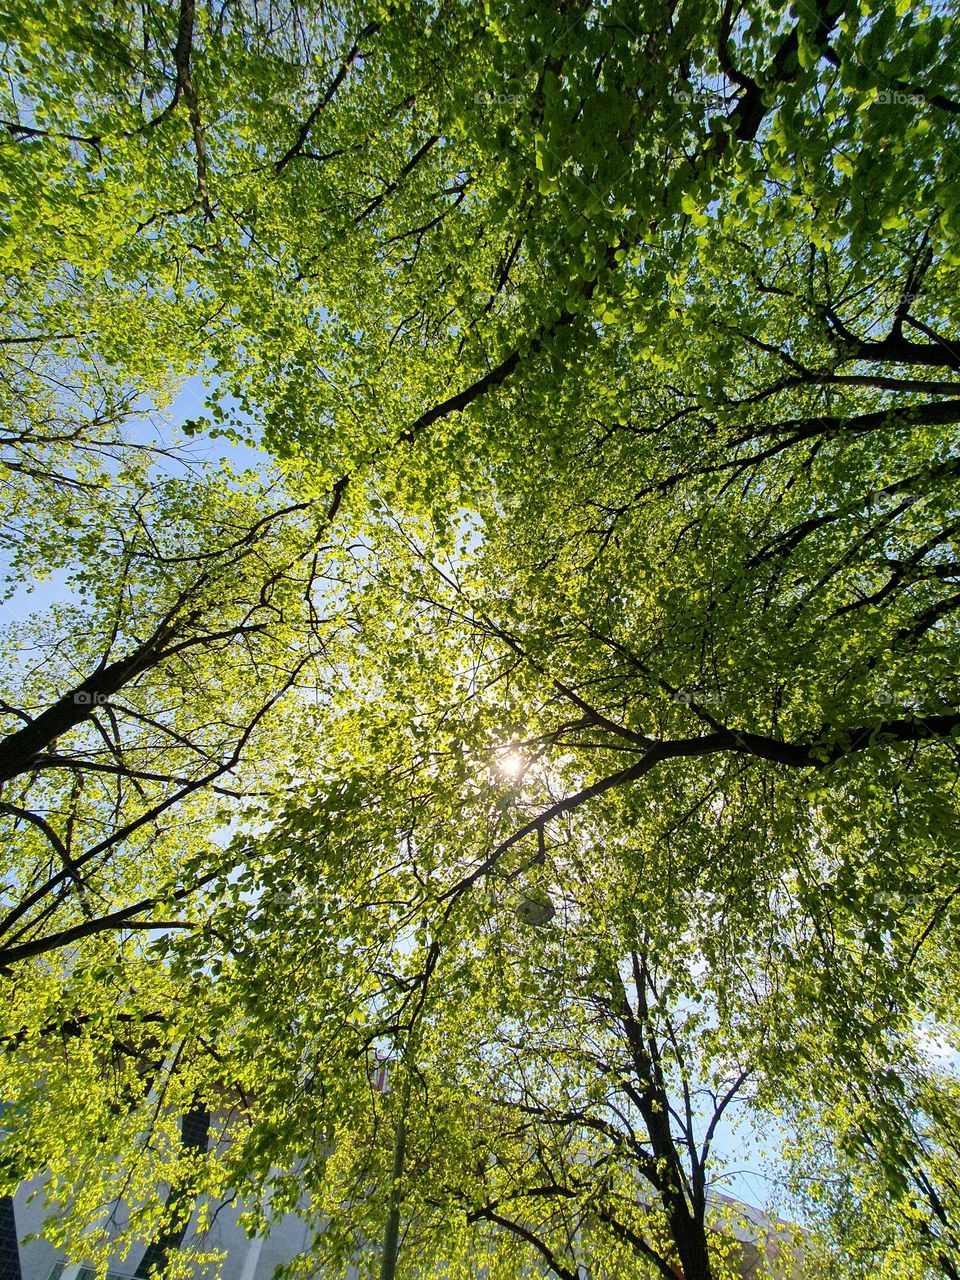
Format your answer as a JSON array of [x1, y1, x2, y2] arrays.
[[495, 749, 525, 779]]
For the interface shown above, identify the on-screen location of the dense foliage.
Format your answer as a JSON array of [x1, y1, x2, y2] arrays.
[[1, 0, 959, 1276]]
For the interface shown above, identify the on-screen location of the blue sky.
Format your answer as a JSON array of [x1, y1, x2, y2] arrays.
[[1, 373, 272, 624]]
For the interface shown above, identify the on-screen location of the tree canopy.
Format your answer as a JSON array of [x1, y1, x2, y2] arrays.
[[1, 0, 960, 1277]]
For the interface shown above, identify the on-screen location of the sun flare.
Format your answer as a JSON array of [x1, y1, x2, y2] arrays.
[[495, 749, 525, 779]]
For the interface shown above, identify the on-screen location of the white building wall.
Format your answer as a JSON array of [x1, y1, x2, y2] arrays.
[[11, 1176, 326, 1280]]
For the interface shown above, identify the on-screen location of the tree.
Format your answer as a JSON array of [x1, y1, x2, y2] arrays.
[[0, 462, 350, 968], [428, 941, 762, 1280], [0, 451, 366, 1272], [155, 734, 814, 1280], [2, 0, 960, 1277], [784, 1058, 960, 1280]]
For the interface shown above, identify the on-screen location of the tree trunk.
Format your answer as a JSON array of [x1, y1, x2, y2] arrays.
[[134, 1106, 209, 1278], [669, 1208, 712, 1280]]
